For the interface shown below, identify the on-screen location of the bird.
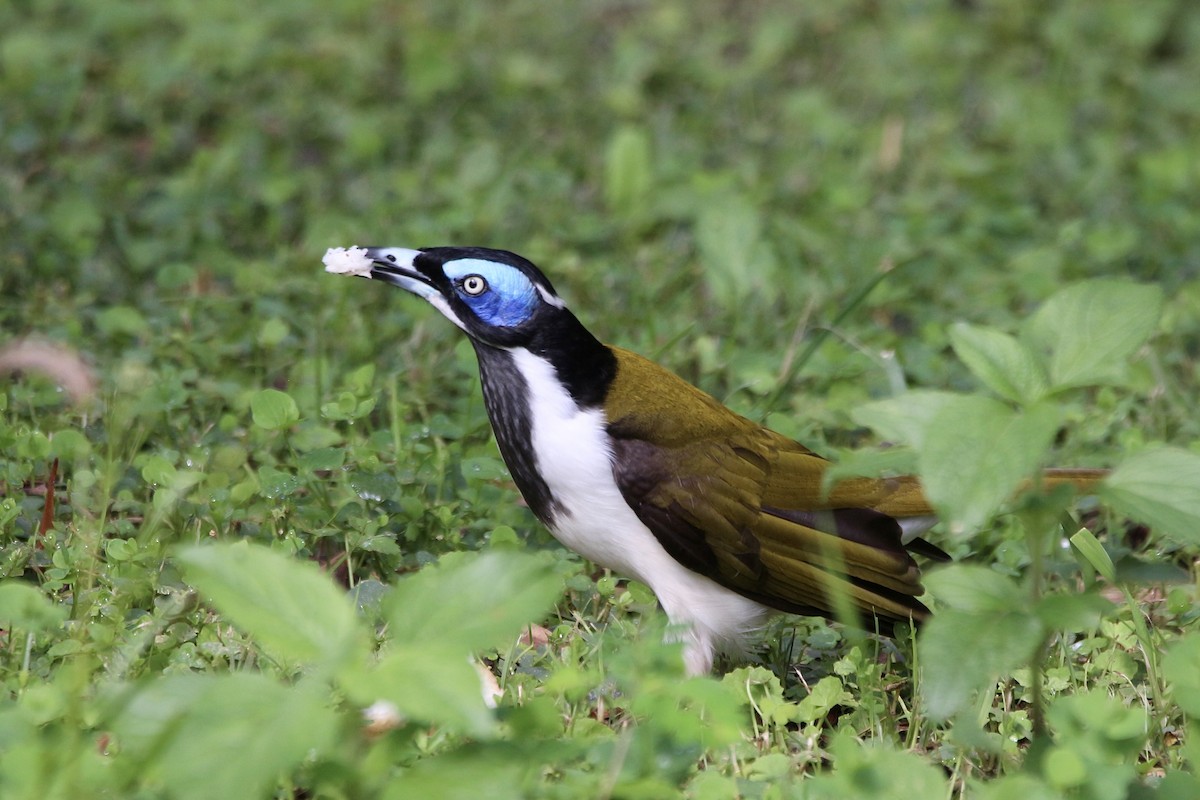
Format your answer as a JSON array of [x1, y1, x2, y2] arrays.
[[327, 245, 1105, 675]]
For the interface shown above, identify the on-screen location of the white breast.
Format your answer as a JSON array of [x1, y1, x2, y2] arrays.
[[509, 349, 771, 674]]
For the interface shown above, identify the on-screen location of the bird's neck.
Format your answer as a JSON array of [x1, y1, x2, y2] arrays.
[[471, 311, 617, 525], [525, 310, 617, 408]]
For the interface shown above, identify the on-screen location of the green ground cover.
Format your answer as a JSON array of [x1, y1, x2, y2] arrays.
[[2, 1, 1199, 797]]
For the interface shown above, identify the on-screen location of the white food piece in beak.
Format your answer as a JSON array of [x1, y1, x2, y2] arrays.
[[323, 246, 374, 277]]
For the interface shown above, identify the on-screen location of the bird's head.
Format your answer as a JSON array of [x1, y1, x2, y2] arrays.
[[361, 246, 568, 349]]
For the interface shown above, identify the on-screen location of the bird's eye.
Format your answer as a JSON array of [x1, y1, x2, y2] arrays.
[[461, 275, 488, 296]]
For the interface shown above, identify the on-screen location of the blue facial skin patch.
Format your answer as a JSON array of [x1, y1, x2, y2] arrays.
[[443, 259, 540, 327]]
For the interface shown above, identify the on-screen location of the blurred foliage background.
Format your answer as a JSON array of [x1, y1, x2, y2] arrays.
[[5, 0, 1199, 445], [2, 0, 1199, 797]]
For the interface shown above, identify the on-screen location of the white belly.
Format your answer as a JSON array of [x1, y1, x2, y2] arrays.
[[511, 349, 770, 673]]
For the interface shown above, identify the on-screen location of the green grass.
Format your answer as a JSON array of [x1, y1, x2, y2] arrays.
[[3, 0, 1200, 797]]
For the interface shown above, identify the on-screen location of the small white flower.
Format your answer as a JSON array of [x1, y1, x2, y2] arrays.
[[362, 700, 405, 736]]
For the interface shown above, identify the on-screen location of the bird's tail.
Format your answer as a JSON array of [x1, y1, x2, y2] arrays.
[[832, 468, 1108, 520]]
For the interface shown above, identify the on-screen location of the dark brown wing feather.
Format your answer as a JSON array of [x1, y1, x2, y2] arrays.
[[601, 346, 1103, 634], [607, 425, 938, 633]]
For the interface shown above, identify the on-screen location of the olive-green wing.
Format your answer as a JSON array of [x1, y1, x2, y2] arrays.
[[600, 343, 1109, 630], [607, 428, 935, 632]]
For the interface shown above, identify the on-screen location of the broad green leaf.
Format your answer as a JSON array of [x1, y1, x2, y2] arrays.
[[806, 731, 952, 798], [1041, 691, 1146, 798], [0, 582, 66, 631], [344, 363, 376, 394], [104, 676, 210, 755], [695, 194, 768, 300], [689, 772, 743, 800], [1042, 747, 1088, 791], [1162, 635, 1200, 717], [726, 666, 792, 725], [922, 565, 1026, 615], [256, 317, 289, 348], [49, 429, 91, 461], [298, 446, 345, 472], [1049, 690, 1147, 745], [345, 646, 497, 738], [460, 455, 510, 482], [139, 454, 176, 486], [604, 125, 652, 218], [250, 388, 299, 430], [350, 578, 390, 621], [1148, 771, 1200, 800], [821, 446, 917, 498], [257, 465, 301, 499], [743, 752, 791, 781], [358, 535, 401, 555], [794, 675, 856, 726], [177, 542, 362, 669], [920, 608, 1043, 721], [291, 422, 344, 452], [1033, 593, 1113, 632], [385, 745, 528, 800], [949, 322, 1049, 404], [918, 397, 1063, 533], [1102, 447, 1200, 545], [96, 305, 148, 336], [629, 674, 746, 749], [384, 550, 563, 654], [850, 390, 959, 449], [1024, 280, 1163, 390], [971, 774, 1063, 800], [1113, 556, 1191, 585], [111, 674, 337, 800]]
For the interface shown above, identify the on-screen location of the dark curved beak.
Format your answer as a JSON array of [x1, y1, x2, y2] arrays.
[[363, 247, 439, 299]]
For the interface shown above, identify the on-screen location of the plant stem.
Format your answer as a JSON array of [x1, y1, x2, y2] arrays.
[[1024, 510, 1049, 739]]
